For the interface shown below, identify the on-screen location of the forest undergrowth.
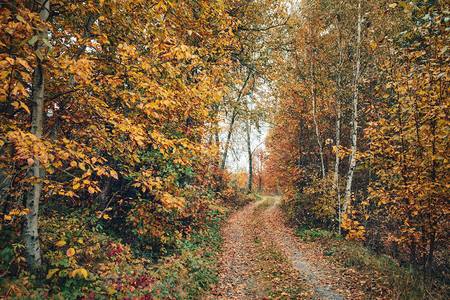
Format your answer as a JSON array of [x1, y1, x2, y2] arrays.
[[1, 189, 256, 299], [281, 201, 450, 299]]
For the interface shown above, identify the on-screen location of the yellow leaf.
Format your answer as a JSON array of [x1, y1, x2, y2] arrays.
[[9, 209, 20, 215], [110, 169, 118, 180], [19, 101, 30, 114], [80, 268, 88, 279], [46, 268, 59, 279], [371, 42, 377, 51], [79, 162, 86, 171], [73, 183, 80, 190], [18, 209, 30, 216], [72, 268, 88, 279], [0, 71, 9, 80], [103, 214, 111, 220], [16, 57, 31, 70], [66, 248, 75, 257], [70, 161, 77, 168], [56, 240, 66, 247]]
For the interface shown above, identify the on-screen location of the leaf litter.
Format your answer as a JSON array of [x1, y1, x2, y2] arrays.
[[205, 196, 378, 299]]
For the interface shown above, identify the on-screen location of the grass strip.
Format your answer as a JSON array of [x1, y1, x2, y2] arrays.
[[250, 208, 306, 299]]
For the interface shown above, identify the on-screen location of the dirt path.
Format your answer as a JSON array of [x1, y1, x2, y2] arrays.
[[261, 197, 348, 299], [206, 200, 265, 299], [207, 196, 365, 299]]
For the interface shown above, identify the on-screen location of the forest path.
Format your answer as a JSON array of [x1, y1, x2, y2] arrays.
[[260, 196, 346, 299], [206, 196, 368, 299], [205, 200, 266, 299]]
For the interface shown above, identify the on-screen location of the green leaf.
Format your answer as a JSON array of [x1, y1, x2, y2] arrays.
[[28, 36, 38, 45], [437, 72, 445, 79], [16, 15, 25, 23], [35, 49, 43, 60], [42, 38, 53, 55]]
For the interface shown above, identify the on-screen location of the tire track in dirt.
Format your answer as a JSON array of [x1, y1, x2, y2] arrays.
[[208, 197, 361, 299], [260, 196, 346, 299], [206, 200, 265, 299]]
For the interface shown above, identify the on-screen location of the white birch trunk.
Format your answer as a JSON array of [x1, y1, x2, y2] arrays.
[[310, 51, 326, 180], [334, 12, 343, 235], [306, 2, 326, 181], [24, 0, 50, 273], [342, 0, 362, 216], [246, 119, 252, 192], [221, 107, 236, 170]]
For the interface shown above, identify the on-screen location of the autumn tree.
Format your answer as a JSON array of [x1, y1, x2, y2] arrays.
[[263, 0, 449, 280], [366, 0, 449, 278], [0, 0, 237, 275], [219, 0, 290, 178]]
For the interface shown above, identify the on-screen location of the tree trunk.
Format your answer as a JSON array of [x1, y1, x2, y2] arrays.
[[334, 11, 343, 235], [24, 0, 50, 273], [298, 119, 303, 171], [310, 50, 325, 180], [221, 70, 252, 169], [221, 107, 236, 170], [258, 173, 262, 193], [247, 119, 252, 192], [335, 95, 342, 234], [342, 0, 361, 216]]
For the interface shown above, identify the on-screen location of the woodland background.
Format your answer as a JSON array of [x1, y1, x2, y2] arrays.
[[0, 0, 448, 298]]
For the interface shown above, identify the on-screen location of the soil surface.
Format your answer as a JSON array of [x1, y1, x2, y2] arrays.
[[261, 197, 349, 299], [206, 196, 366, 299], [206, 200, 265, 299]]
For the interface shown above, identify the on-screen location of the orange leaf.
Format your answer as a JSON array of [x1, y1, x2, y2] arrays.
[[88, 186, 95, 194], [66, 248, 75, 257]]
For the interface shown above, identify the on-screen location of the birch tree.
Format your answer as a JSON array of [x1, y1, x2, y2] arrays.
[[24, 0, 50, 273], [342, 0, 362, 217], [333, 11, 343, 235], [307, 1, 326, 181]]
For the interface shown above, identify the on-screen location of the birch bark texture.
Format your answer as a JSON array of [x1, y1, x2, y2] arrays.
[[342, 0, 362, 216], [24, 0, 50, 273], [333, 11, 343, 235], [307, 8, 325, 181], [246, 119, 253, 192]]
